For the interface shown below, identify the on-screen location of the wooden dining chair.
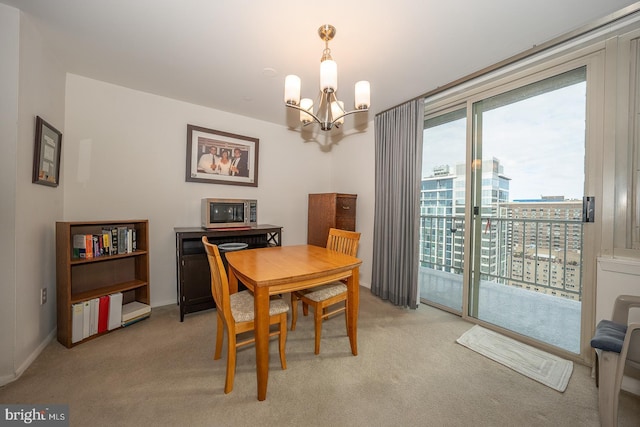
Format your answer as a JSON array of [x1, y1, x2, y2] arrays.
[[202, 236, 289, 393], [290, 228, 361, 354]]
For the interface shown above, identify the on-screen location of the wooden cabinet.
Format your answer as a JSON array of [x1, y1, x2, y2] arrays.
[[56, 220, 150, 348], [174, 225, 282, 321], [307, 193, 357, 247]]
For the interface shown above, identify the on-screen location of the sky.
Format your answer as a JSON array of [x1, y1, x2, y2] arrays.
[[422, 82, 586, 201]]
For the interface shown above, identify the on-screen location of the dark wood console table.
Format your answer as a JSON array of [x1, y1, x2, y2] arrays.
[[174, 224, 282, 321]]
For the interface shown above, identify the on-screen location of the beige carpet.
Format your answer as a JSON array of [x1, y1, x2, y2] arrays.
[[457, 325, 573, 392], [1, 290, 639, 426]]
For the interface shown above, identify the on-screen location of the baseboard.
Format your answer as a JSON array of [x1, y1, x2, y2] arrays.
[[0, 372, 16, 387], [0, 328, 56, 387], [152, 299, 178, 308]]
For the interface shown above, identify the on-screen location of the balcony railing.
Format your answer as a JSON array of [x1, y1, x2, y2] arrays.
[[418, 214, 584, 353], [419, 214, 584, 301]]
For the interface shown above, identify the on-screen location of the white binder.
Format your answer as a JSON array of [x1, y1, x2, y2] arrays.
[[108, 292, 123, 331]]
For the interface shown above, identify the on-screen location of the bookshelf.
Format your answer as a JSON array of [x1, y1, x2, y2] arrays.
[[56, 220, 150, 348]]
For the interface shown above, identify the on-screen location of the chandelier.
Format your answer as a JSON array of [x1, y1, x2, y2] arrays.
[[284, 25, 370, 131]]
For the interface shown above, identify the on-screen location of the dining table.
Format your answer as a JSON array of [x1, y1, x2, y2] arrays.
[[224, 244, 362, 401]]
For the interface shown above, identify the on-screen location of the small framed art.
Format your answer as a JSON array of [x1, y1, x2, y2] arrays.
[[32, 116, 62, 187]]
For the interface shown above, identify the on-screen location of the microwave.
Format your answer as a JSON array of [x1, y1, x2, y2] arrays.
[[201, 198, 257, 229]]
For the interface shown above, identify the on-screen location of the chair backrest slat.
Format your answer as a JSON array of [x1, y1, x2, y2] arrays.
[[202, 236, 231, 321], [326, 228, 360, 257]]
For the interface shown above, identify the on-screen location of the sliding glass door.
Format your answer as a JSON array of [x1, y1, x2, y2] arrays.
[[468, 67, 587, 353], [420, 108, 467, 312], [420, 62, 597, 356]]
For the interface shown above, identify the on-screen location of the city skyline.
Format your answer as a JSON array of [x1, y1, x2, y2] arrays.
[[423, 81, 587, 201]]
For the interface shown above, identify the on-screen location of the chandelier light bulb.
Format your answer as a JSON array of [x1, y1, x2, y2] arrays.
[[355, 81, 370, 109], [284, 75, 301, 105], [320, 60, 338, 93], [331, 101, 345, 125], [300, 98, 314, 123]]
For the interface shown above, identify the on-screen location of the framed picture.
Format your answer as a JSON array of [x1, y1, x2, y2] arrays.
[[32, 116, 62, 187], [186, 124, 259, 187]]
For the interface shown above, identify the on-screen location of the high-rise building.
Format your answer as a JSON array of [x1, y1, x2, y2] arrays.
[[420, 159, 582, 301], [420, 158, 510, 276], [501, 199, 583, 300]]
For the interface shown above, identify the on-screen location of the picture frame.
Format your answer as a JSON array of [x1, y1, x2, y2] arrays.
[[186, 124, 259, 187], [32, 116, 62, 187]]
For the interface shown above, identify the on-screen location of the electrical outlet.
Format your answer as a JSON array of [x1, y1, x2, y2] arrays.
[[40, 288, 47, 305]]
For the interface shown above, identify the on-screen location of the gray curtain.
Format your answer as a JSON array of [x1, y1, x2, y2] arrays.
[[371, 99, 423, 308]]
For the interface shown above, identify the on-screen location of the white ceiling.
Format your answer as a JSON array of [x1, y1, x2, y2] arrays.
[[2, 0, 638, 128]]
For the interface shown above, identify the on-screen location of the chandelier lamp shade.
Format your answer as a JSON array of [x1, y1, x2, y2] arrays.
[[284, 25, 370, 131]]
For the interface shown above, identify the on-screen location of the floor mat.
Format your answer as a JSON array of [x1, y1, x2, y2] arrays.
[[456, 325, 573, 392]]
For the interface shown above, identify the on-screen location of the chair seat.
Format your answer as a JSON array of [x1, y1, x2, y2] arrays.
[[299, 282, 347, 302], [230, 290, 289, 323], [588, 295, 640, 427], [591, 319, 628, 353]]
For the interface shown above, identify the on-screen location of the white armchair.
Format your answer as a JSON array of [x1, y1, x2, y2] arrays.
[[590, 295, 640, 427]]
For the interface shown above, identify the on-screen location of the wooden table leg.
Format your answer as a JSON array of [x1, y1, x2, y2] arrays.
[[227, 266, 238, 294], [254, 286, 270, 401], [346, 267, 359, 356]]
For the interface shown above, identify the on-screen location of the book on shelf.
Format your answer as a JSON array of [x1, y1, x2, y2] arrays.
[[70, 293, 132, 343], [97, 295, 109, 333], [127, 230, 133, 253], [85, 234, 93, 259], [117, 226, 127, 254], [108, 292, 123, 331], [82, 300, 91, 339], [121, 301, 151, 323], [72, 234, 87, 258], [89, 298, 99, 336], [110, 227, 118, 255], [92, 235, 99, 258], [71, 302, 84, 343], [71, 234, 95, 259], [121, 312, 150, 327], [101, 232, 110, 255], [101, 227, 118, 255], [71, 227, 140, 259]]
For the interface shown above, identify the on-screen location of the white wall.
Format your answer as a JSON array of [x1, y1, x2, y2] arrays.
[[0, 5, 66, 385], [0, 3, 20, 385], [596, 258, 640, 322], [15, 7, 66, 370], [331, 121, 376, 290], [63, 74, 375, 307]]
